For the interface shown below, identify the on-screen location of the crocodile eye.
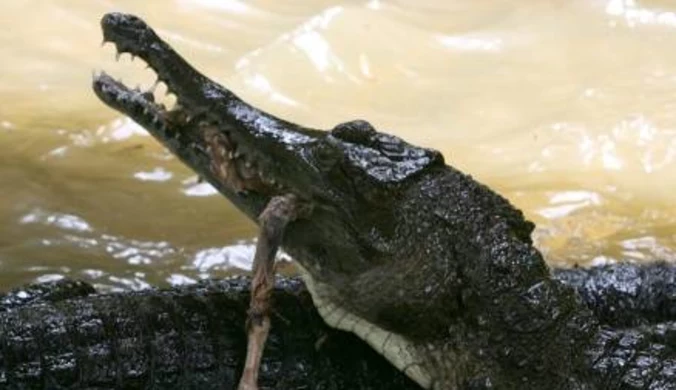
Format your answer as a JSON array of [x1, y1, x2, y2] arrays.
[[313, 140, 341, 172], [376, 134, 406, 157], [330, 120, 376, 144]]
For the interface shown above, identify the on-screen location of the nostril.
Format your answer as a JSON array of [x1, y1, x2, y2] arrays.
[[101, 12, 124, 28]]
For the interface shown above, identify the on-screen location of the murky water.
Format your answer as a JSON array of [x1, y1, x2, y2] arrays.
[[1, 0, 675, 292]]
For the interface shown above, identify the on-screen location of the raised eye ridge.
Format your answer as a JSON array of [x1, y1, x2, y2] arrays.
[[330, 119, 376, 143]]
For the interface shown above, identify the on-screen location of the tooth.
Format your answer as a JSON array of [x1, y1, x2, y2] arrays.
[[245, 161, 252, 168], [228, 151, 235, 159], [141, 91, 155, 103], [234, 151, 241, 158], [269, 179, 276, 185], [150, 79, 160, 93]]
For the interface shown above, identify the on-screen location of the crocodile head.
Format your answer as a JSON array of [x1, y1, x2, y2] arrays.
[[93, 13, 597, 389], [92, 12, 443, 234], [92, 13, 452, 387]]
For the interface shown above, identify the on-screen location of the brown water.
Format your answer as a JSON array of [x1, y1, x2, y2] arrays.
[[1, 0, 675, 292]]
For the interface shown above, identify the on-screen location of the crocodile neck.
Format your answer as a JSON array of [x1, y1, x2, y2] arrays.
[[295, 261, 435, 388]]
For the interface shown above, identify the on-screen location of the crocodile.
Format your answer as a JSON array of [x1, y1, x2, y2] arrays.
[[90, 13, 676, 389], [0, 277, 422, 389], [0, 266, 675, 389]]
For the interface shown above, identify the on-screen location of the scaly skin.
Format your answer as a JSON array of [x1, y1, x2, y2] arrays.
[[89, 13, 676, 389], [554, 263, 676, 328], [0, 278, 420, 389], [0, 268, 674, 389]]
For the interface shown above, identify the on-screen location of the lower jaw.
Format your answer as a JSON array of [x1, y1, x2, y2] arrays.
[[294, 261, 434, 389]]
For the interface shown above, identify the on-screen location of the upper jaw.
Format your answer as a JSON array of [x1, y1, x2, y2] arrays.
[[92, 12, 330, 220], [99, 12, 209, 103]]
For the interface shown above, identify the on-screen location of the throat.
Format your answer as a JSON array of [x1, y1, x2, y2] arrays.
[[294, 262, 434, 389]]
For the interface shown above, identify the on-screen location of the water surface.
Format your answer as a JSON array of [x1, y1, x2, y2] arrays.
[[1, 0, 675, 291]]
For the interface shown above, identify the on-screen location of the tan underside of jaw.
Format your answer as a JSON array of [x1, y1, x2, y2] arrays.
[[294, 262, 433, 389]]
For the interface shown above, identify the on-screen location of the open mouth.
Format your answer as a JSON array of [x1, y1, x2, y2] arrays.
[[92, 13, 283, 196]]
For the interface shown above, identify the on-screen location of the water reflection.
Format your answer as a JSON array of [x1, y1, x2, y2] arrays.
[[436, 35, 503, 52], [14, 206, 260, 290], [606, 0, 676, 28], [134, 167, 173, 182], [20, 209, 92, 232], [181, 178, 219, 197], [192, 243, 256, 272], [537, 191, 602, 219]]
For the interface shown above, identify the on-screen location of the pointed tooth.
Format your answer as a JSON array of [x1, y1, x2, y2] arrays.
[[228, 151, 235, 159], [245, 161, 252, 168], [150, 79, 160, 93], [234, 151, 241, 158], [141, 91, 155, 103]]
